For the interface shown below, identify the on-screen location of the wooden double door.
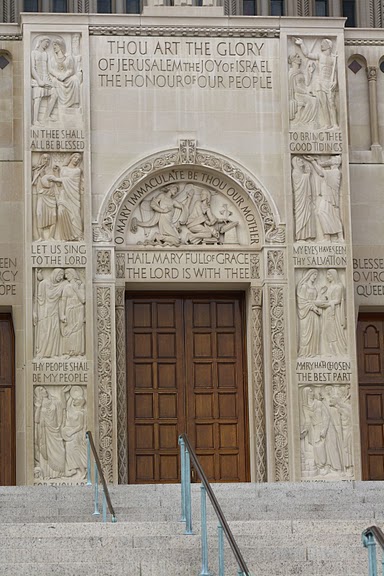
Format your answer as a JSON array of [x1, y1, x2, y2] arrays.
[[126, 293, 249, 484], [358, 313, 384, 480], [0, 314, 15, 485]]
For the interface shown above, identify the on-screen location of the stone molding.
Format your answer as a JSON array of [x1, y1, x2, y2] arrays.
[[89, 26, 280, 38], [94, 145, 283, 246]]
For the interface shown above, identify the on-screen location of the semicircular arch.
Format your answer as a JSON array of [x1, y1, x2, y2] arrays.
[[93, 145, 285, 246]]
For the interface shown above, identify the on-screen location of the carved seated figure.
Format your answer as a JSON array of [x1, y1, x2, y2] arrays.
[[185, 189, 220, 245]]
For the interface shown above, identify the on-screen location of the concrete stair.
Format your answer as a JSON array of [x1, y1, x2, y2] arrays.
[[0, 481, 382, 575]]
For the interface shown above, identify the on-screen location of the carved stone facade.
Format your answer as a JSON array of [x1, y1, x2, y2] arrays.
[[1, 13, 374, 486]]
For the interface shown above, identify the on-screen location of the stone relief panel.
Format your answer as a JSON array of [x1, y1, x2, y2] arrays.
[[288, 37, 339, 131], [296, 268, 347, 357], [34, 384, 87, 483], [128, 184, 243, 246], [31, 33, 82, 127], [95, 150, 279, 245], [300, 384, 353, 480], [32, 152, 84, 242], [292, 154, 343, 243], [33, 268, 86, 359]]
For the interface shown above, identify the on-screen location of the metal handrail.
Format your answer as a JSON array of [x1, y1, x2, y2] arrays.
[[86, 430, 116, 522], [362, 525, 384, 575], [179, 433, 251, 576]]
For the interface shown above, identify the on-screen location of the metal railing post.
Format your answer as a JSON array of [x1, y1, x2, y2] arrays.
[[218, 523, 224, 576], [200, 485, 211, 576], [102, 491, 107, 523], [179, 435, 186, 522], [93, 462, 100, 516], [363, 532, 378, 576], [86, 431, 116, 523], [178, 434, 250, 575], [185, 446, 193, 535], [86, 433, 92, 486]]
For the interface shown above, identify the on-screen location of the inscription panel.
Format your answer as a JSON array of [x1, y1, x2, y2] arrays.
[[94, 38, 276, 92], [122, 250, 254, 282]]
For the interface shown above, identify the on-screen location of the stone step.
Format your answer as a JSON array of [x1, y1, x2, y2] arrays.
[[0, 482, 381, 576]]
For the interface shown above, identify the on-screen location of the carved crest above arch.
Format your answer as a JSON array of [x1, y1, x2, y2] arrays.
[[93, 142, 285, 245]]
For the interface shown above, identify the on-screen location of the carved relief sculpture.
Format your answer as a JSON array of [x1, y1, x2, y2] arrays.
[[292, 156, 316, 241], [31, 36, 57, 126], [293, 37, 339, 130], [296, 268, 347, 357], [129, 184, 240, 246], [32, 152, 84, 242], [321, 268, 347, 355], [34, 385, 87, 482], [61, 269, 86, 357], [32, 153, 57, 241], [34, 268, 86, 358], [288, 52, 318, 127], [292, 155, 343, 243], [31, 34, 82, 125], [297, 269, 322, 357], [306, 155, 343, 241], [300, 385, 353, 479]]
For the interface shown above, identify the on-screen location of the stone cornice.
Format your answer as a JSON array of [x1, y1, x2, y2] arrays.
[[89, 25, 280, 37]]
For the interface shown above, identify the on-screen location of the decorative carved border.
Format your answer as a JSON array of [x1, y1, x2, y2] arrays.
[[115, 286, 128, 484], [251, 287, 266, 482], [0, 34, 22, 41], [269, 285, 289, 481], [96, 286, 114, 482], [96, 250, 112, 275], [89, 26, 280, 38], [94, 146, 284, 245], [267, 249, 284, 278], [345, 39, 384, 46], [250, 254, 260, 279]]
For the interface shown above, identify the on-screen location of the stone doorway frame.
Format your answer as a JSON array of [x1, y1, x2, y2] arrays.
[[93, 141, 290, 484]]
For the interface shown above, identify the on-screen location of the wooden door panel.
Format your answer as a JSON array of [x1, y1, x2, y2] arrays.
[[357, 316, 384, 383], [127, 298, 184, 483], [185, 297, 248, 482], [0, 316, 13, 386], [127, 294, 248, 483], [0, 314, 15, 486]]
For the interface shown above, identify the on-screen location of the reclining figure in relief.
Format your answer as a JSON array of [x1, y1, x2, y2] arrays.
[[130, 184, 239, 246]]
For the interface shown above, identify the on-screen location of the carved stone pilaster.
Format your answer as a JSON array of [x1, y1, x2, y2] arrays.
[[96, 286, 114, 482], [251, 287, 266, 482], [115, 286, 127, 484], [269, 285, 289, 481], [366, 66, 380, 148]]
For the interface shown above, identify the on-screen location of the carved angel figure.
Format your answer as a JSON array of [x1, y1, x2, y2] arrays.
[[131, 185, 185, 246]]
